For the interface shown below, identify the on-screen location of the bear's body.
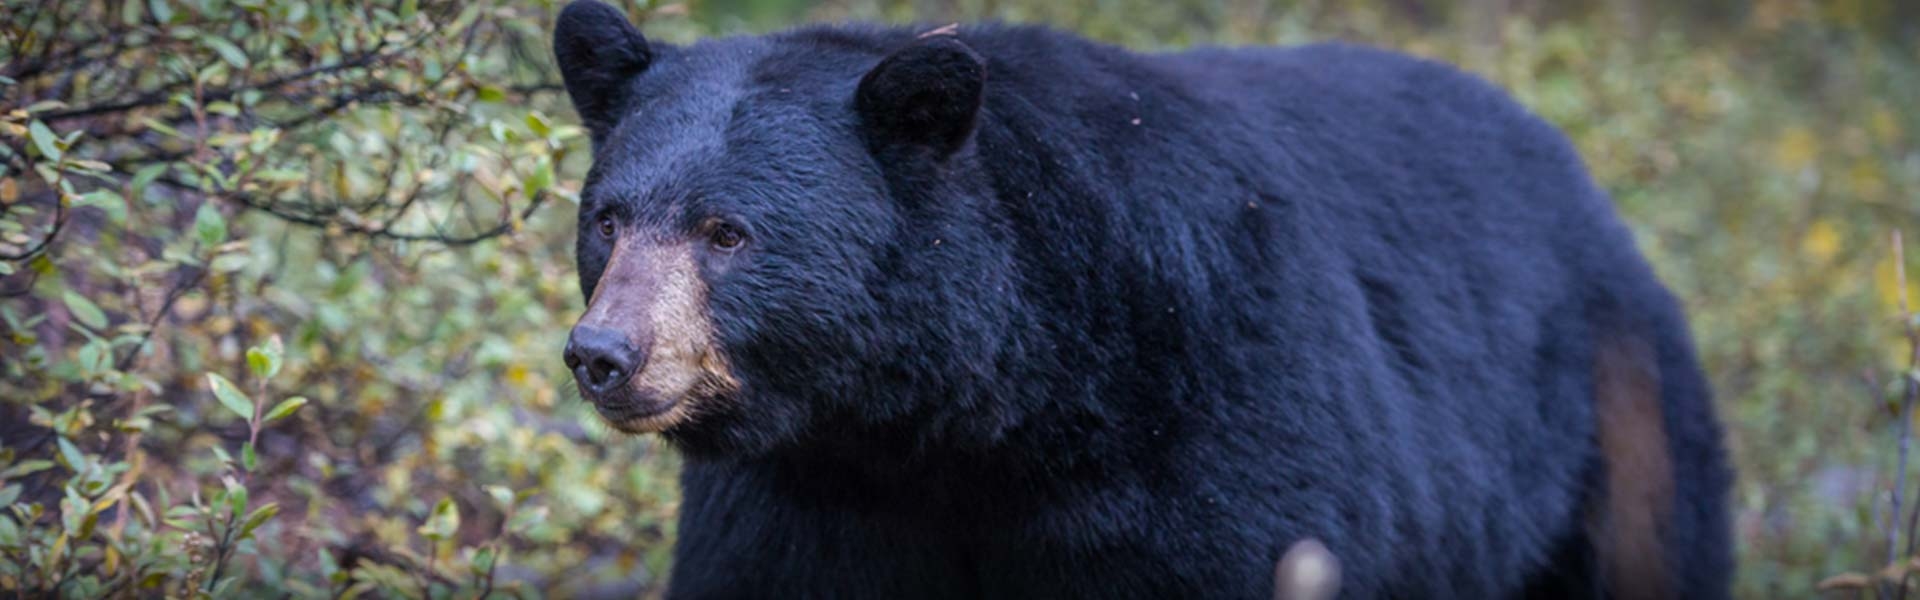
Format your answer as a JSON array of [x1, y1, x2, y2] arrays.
[[552, 4, 1731, 598]]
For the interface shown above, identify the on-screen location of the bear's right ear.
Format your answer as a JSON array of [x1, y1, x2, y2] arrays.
[[553, 0, 652, 143], [855, 35, 987, 161]]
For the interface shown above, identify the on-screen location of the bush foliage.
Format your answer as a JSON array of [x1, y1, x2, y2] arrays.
[[0, 0, 1914, 597]]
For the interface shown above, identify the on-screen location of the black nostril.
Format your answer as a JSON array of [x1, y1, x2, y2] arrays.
[[587, 356, 624, 386], [564, 325, 644, 395]]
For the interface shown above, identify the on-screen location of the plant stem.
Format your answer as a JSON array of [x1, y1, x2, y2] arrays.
[[1893, 230, 1920, 600]]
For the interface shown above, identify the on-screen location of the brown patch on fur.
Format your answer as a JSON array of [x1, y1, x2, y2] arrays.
[[578, 237, 739, 434], [1588, 332, 1675, 600]]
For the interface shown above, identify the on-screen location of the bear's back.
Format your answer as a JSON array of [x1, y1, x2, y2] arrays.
[[957, 31, 1724, 597]]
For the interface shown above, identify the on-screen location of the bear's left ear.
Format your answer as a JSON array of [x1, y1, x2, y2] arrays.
[[854, 35, 987, 160], [553, 0, 653, 144]]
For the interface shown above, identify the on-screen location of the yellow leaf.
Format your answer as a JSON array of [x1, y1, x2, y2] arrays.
[[1878, 253, 1920, 315], [1847, 161, 1886, 201], [1770, 126, 1817, 170], [48, 532, 67, 565], [1871, 107, 1903, 144], [1801, 220, 1841, 263]]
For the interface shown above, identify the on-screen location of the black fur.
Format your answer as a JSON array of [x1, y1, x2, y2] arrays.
[[855, 35, 987, 159], [554, 0, 654, 144], [553, 3, 1732, 597]]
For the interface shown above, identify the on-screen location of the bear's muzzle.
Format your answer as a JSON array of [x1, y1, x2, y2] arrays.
[[566, 237, 737, 433]]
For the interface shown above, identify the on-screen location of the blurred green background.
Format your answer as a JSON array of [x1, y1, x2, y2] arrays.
[[1, 0, 1916, 597]]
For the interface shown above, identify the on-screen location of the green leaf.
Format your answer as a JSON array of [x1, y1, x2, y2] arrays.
[[506, 505, 546, 535], [470, 546, 495, 578], [75, 339, 108, 373], [203, 37, 249, 69], [209, 444, 234, 467], [246, 347, 279, 379], [55, 437, 86, 472], [251, 168, 304, 183], [247, 127, 280, 154], [163, 504, 198, 524], [0, 484, 20, 507], [0, 460, 54, 480], [205, 373, 253, 420], [526, 157, 553, 196], [139, 118, 183, 139], [417, 497, 459, 541], [0, 514, 18, 547], [263, 397, 307, 423], [485, 485, 514, 510], [193, 202, 226, 247], [525, 112, 551, 138], [73, 189, 126, 224], [241, 442, 257, 472], [210, 253, 251, 273], [238, 502, 279, 540], [147, 0, 172, 23], [62, 291, 108, 330], [116, 415, 152, 434], [318, 547, 341, 583], [128, 491, 155, 528], [27, 120, 60, 161], [222, 475, 247, 517], [65, 159, 111, 173], [61, 488, 87, 536]]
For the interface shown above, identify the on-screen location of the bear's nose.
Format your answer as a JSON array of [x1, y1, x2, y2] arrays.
[[564, 325, 645, 397]]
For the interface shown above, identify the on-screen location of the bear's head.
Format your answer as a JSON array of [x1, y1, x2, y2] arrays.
[[553, 1, 1030, 459]]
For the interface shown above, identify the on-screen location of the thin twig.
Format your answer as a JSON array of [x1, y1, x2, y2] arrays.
[[0, 176, 70, 262], [112, 266, 207, 372], [1893, 380, 1913, 594], [1892, 229, 1920, 600], [1898, 229, 1920, 555], [40, 35, 423, 123]]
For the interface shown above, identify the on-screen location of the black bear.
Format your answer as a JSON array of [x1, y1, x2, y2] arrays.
[[551, 1, 1732, 597]]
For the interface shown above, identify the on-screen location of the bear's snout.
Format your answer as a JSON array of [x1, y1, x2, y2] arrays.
[[564, 324, 648, 397], [568, 237, 737, 434]]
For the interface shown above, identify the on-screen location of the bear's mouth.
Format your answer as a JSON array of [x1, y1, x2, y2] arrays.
[[571, 356, 706, 434], [580, 365, 735, 435], [596, 394, 693, 434], [578, 372, 705, 433]]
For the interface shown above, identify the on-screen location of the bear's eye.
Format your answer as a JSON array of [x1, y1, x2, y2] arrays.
[[709, 222, 746, 251], [597, 217, 616, 239]]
